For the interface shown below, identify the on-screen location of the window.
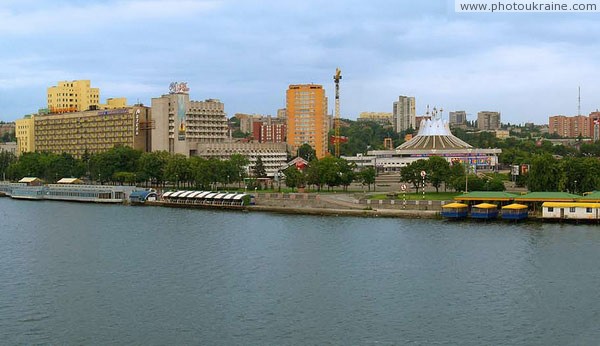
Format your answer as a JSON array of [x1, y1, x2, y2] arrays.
[[548, 207, 554, 212], [587, 208, 593, 213], [570, 207, 576, 213]]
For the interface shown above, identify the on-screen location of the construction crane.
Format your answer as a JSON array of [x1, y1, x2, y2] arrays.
[[333, 67, 342, 157]]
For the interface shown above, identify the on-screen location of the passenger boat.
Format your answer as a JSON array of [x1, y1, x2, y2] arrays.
[[441, 202, 469, 219], [470, 203, 499, 220]]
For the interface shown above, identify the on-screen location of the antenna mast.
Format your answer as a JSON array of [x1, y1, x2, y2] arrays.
[[333, 68, 342, 157]]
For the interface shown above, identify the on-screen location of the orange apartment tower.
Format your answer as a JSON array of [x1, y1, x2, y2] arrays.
[[286, 84, 329, 159]]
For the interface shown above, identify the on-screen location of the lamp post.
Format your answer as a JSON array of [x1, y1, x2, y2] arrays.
[[421, 170, 426, 200], [277, 170, 282, 192]]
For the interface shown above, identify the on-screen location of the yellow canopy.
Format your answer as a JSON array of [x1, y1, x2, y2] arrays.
[[502, 203, 528, 210], [473, 203, 498, 209], [442, 202, 469, 209]]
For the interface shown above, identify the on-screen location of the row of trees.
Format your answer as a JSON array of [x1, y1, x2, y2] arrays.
[[282, 156, 376, 192], [400, 156, 506, 193], [526, 154, 600, 194], [2, 145, 378, 192], [3, 146, 255, 189]]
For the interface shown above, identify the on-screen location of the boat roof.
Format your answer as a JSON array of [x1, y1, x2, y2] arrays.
[[442, 202, 468, 209], [501, 203, 528, 210], [472, 203, 498, 209]]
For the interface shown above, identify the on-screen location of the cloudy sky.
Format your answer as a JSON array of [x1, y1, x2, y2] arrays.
[[1, 0, 600, 124]]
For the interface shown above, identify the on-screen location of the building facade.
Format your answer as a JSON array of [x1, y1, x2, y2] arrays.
[[252, 121, 286, 143], [195, 142, 288, 177], [0, 142, 17, 156], [47, 80, 100, 113], [549, 114, 593, 138], [358, 112, 392, 125], [449, 111, 467, 126], [15, 117, 35, 156], [151, 86, 228, 157], [286, 84, 329, 159], [392, 96, 416, 133], [32, 106, 151, 158], [477, 111, 501, 130]]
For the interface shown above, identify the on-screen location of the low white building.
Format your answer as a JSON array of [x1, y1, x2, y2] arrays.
[[542, 202, 600, 220], [194, 142, 288, 177]]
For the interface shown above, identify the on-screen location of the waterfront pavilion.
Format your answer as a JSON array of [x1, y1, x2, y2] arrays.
[[453, 191, 519, 206]]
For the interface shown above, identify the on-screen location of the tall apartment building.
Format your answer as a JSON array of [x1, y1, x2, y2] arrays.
[[31, 106, 151, 158], [589, 112, 600, 141], [549, 114, 593, 138], [47, 80, 127, 114], [151, 85, 228, 156], [392, 96, 416, 133], [286, 84, 329, 159], [47, 80, 100, 113], [477, 111, 501, 130], [252, 117, 286, 143], [449, 111, 467, 126], [15, 116, 35, 156]]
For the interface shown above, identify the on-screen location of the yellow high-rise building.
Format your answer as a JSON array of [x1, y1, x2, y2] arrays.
[[47, 80, 101, 113], [286, 84, 328, 159], [15, 116, 35, 156]]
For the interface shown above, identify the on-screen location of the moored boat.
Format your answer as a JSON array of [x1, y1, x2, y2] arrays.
[[441, 202, 469, 219], [501, 203, 529, 221], [470, 203, 499, 220]]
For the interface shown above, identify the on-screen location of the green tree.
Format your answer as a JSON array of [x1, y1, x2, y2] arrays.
[[427, 156, 450, 193], [283, 166, 305, 191], [527, 154, 560, 192], [337, 158, 356, 191], [253, 156, 267, 178], [297, 143, 317, 161], [359, 167, 376, 191], [0, 151, 16, 180], [138, 151, 170, 186], [164, 154, 191, 188], [229, 153, 250, 187], [400, 159, 428, 192]]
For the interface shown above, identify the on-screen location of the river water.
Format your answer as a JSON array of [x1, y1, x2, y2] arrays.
[[1, 198, 600, 345]]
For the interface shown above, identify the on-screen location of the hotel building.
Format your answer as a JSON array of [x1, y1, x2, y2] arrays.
[[286, 84, 329, 159], [151, 84, 228, 157], [32, 105, 151, 158]]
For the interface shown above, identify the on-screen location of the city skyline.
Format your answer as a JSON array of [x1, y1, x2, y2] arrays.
[[2, 0, 600, 124]]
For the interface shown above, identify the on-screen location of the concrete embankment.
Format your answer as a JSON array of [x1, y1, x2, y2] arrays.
[[249, 205, 440, 218]]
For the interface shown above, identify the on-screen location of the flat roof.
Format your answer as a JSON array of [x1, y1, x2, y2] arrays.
[[515, 192, 581, 202], [543, 202, 600, 208], [454, 191, 519, 201]]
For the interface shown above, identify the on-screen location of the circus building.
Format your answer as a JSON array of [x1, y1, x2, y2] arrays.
[[344, 117, 501, 172]]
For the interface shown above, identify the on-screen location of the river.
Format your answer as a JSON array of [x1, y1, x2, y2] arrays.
[[1, 198, 599, 345]]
